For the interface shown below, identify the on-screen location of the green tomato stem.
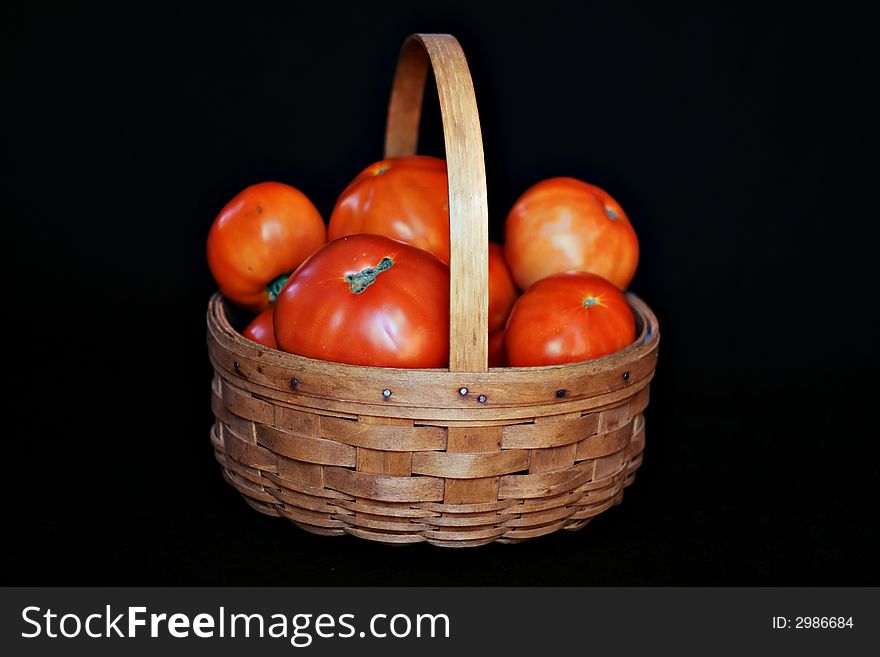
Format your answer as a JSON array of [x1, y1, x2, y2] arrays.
[[345, 257, 394, 294], [266, 273, 290, 304]]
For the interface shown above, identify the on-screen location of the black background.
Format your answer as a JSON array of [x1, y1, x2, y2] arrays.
[[3, 2, 877, 584]]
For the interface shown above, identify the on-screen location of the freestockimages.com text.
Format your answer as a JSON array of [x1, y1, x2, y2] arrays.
[[22, 606, 451, 647]]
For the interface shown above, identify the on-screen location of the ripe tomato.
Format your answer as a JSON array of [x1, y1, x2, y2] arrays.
[[207, 182, 326, 312], [504, 177, 639, 291], [274, 234, 450, 368], [242, 308, 277, 349], [504, 272, 635, 367], [488, 242, 518, 333], [488, 329, 506, 368], [328, 156, 450, 263]]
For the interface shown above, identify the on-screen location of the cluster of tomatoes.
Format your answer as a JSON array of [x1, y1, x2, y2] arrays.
[[206, 155, 639, 369]]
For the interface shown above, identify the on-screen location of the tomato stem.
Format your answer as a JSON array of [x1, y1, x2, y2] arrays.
[[346, 257, 393, 294], [266, 273, 289, 303]]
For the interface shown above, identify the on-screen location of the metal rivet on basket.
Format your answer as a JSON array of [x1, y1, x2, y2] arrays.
[[556, 389, 566, 398], [383, 389, 392, 398], [477, 394, 487, 404], [233, 361, 240, 370], [459, 387, 469, 396], [623, 371, 630, 381], [289, 377, 298, 390]]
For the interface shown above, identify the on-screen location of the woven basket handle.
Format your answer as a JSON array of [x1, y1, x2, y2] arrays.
[[384, 34, 489, 373]]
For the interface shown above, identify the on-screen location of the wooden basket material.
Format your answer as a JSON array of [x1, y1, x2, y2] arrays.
[[207, 34, 660, 546]]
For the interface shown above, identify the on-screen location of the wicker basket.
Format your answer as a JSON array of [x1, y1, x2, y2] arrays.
[[207, 33, 660, 547]]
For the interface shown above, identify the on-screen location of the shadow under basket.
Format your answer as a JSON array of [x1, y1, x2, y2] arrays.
[[206, 33, 660, 547]]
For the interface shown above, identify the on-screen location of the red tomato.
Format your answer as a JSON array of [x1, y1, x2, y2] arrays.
[[328, 156, 450, 263], [488, 330, 507, 368], [504, 272, 635, 367], [242, 308, 277, 349], [504, 177, 639, 290], [488, 242, 519, 333], [207, 182, 326, 312], [274, 234, 450, 368]]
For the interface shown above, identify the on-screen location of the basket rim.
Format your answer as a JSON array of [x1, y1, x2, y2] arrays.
[[208, 290, 658, 421]]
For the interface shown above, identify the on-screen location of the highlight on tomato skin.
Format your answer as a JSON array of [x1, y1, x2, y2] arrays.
[[504, 271, 636, 367], [328, 155, 451, 263], [273, 233, 450, 369], [504, 177, 639, 291], [242, 308, 277, 349], [207, 181, 327, 312]]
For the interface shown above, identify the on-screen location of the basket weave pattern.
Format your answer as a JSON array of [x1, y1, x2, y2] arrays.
[[208, 291, 657, 547], [211, 380, 647, 546]]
